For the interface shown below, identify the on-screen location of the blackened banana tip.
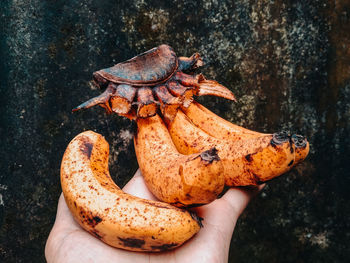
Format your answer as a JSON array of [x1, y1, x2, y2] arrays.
[[271, 131, 291, 146], [291, 134, 308, 148], [200, 147, 220, 162]]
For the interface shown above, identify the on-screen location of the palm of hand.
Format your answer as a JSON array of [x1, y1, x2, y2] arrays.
[[46, 170, 262, 263]]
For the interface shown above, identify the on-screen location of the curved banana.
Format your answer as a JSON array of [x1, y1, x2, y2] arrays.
[[168, 111, 297, 186], [61, 131, 201, 252], [134, 114, 225, 207], [182, 101, 264, 140], [182, 102, 309, 165]]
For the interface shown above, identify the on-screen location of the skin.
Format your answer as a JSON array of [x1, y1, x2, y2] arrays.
[[46, 169, 263, 263]]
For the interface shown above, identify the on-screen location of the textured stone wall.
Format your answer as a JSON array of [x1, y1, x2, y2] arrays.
[[0, 0, 349, 262]]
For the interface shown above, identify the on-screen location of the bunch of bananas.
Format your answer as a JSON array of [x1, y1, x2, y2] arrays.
[[61, 46, 309, 252]]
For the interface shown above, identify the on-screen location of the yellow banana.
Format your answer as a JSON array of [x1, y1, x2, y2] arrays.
[[168, 111, 297, 186], [182, 102, 309, 165], [61, 131, 201, 252], [134, 114, 225, 207]]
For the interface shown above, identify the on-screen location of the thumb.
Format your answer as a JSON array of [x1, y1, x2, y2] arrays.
[[193, 184, 264, 243], [176, 185, 264, 262], [220, 184, 264, 218]]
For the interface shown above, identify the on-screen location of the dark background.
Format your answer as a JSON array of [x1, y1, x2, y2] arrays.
[[1, 0, 349, 262]]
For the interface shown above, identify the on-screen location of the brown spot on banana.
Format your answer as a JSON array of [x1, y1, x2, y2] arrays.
[[245, 154, 253, 162], [118, 237, 146, 249], [78, 206, 103, 227], [151, 243, 178, 251], [78, 136, 93, 159], [61, 131, 200, 252], [92, 230, 103, 239]]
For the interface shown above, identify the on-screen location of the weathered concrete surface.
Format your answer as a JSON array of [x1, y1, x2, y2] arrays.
[[0, 0, 349, 262]]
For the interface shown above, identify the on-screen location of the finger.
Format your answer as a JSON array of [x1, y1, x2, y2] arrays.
[[175, 185, 264, 262], [122, 169, 158, 201], [191, 184, 265, 243], [52, 193, 81, 231], [45, 193, 83, 260], [220, 184, 265, 217]]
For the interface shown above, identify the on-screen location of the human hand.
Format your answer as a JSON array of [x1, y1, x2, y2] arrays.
[[45, 169, 263, 263]]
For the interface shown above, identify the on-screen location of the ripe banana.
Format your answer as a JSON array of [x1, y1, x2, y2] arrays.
[[168, 110, 297, 186], [182, 101, 264, 140], [134, 114, 225, 207], [182, 101, 309, 165], [61, 131, 201, 252]]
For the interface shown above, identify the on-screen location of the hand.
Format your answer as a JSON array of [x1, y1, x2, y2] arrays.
[[45, 169, 263, 263]]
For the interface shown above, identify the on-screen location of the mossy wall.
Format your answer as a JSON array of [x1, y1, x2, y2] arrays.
[[0, 0, 349, 262]]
